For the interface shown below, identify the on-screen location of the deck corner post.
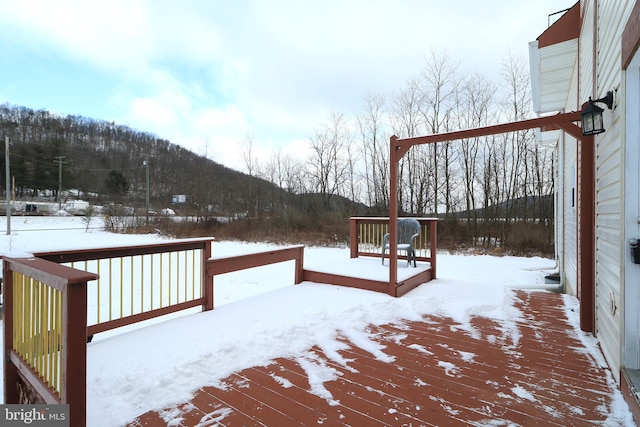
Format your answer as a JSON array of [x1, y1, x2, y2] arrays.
[[63, 281, 88, 427], [349, 218, 359, 258], [430, 220, 438, 279], [295, 245, 304, 284], [203, 241, 214, 311], [3, 260, 19, 404]]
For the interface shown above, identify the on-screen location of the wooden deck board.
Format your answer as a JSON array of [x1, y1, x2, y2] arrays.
[[356, 324, 569, 426], [302, 258, 434, 296], [127, 291, 625, 426]]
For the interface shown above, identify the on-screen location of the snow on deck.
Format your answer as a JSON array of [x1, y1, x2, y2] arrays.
[[127, 291, 633, 426]]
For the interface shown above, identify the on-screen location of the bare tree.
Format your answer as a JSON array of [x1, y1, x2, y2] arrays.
[[232, 134, 255, 217], [419, 49, 460, 217], [307, 112, 352, 209], [239, 133, 258, 177], [498, 52, 536, 244], [356, 92, 389, 211], [260, 148, 306, 220], [345, 136, 362, 213], [390, 77, 426, 213], [455, 72, 498, 239]]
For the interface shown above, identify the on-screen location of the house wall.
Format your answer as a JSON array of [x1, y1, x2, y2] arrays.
[[561, 140, 578, 296], [535, 0, 638, 385], [562, 61, 580, 297], [583, 0, 635, 382], [623, 49, 640, 371]]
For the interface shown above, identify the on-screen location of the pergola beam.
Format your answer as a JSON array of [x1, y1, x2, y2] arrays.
[[392, 111, 583, 157]]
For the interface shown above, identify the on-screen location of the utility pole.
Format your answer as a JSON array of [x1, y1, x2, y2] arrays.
[[143, 155, 150, 226], [5, 135, 10, 235], [54, 156, 68, 211]]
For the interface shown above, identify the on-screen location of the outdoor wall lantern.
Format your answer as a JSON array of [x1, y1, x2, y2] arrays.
[[581, 90, 614, 136]]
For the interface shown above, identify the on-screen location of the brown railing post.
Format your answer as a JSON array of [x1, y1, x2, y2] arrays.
[[3, 261, 19, 404], [63, 281, 88, 427], [202, 240, 214, 311], [430, 220, 438, 279], [350, 218, 358, 258], [294, 246, 304, 284]]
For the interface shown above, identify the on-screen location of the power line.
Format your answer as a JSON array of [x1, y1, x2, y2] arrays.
[[9, 152, 142, 172]]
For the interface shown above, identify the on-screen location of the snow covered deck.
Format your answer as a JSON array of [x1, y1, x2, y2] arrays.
[[304, 253, 434, 297], [127, 290, 625, 426], [2, 222, 632, 425]]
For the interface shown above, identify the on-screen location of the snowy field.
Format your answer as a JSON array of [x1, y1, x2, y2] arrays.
[[0, 216, 634, 426]]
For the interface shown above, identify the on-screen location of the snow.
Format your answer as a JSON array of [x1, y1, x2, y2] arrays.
[[0, 216, 635, 426], [511, 384, 536, 402]]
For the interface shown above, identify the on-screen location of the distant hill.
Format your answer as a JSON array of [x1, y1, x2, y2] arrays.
[[0, 103, 367, 219], [450, 195, 554, 221]]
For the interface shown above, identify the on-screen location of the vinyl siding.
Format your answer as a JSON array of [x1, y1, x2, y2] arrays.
[[562, 138, 578, 297], [545, 0, 635, 385], [536, 39, 580, 113], [623, 50, 640, 370], [562, 62, 580, 297], [580, 1, 595, 100], [591, 0, 634, 382]]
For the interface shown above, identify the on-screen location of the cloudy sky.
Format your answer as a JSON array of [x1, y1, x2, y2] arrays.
[[0, 1, 575, 171]]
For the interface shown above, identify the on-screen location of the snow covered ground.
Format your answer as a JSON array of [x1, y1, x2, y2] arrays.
[[0, 216, 634, 426]]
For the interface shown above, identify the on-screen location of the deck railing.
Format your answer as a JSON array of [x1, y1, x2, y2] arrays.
[[3, 230, 435, 425], [3, 257, 98, 425], [33, 238, 214, 336], [12, 271, 63, 397], [349, 217, 438, 277], [206, 245, 304, 297], [3, 238, 214, 426]]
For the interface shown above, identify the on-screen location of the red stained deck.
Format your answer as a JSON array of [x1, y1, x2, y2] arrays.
[[127, 290, 625, 426], [303, 259, 434, 297]]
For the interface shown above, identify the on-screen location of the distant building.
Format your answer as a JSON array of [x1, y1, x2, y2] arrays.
[[172, 195, 187, 204], [64, 200, 90, 215]]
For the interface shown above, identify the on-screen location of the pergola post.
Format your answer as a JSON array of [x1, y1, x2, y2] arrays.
[[557, 121, 595, 332], [389, 136, 399, 295]]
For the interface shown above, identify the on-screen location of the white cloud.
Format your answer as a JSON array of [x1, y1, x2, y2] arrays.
[[282, 138, 313, 162], [129, 98, 179, 130], [193, 106, 247, 132], [0, 0, 577, 172]]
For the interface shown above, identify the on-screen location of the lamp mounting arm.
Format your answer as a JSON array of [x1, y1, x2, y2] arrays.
[[592, 90, 614, 110]]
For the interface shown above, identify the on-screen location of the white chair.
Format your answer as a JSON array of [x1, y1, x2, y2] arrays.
[[381, 218, 421, 267]]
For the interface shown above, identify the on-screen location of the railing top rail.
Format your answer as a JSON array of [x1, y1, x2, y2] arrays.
[[3, 256, 99, 291], [207, 245, 304, 277], [350, 217, 440, 221], [33, 237, 215, 263], [208, 244, 304, 261]]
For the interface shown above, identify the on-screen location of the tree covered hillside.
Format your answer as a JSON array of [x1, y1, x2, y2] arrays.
[[0, 104, 320, 220]]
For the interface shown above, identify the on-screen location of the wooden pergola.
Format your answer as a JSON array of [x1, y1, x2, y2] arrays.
[[387, 110, 596, 332]]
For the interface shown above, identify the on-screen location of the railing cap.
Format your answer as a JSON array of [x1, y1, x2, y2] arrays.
[[3, 256, 99, 291], [208, 244, 304, 261], [32, 237, 215, 262], [350, 217, 440, 221]]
